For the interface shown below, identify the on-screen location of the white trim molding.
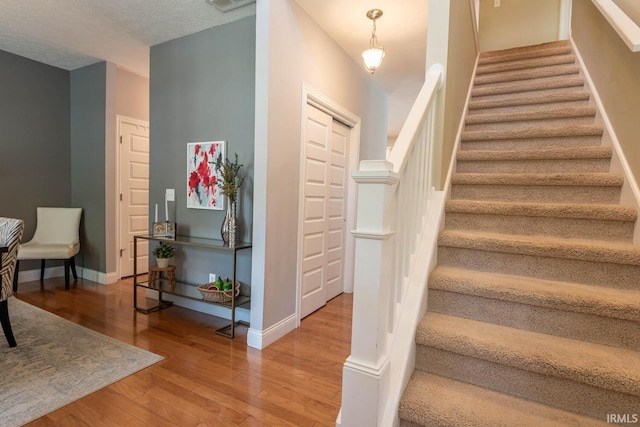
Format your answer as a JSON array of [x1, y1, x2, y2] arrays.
[[559, 0, 573, 40], [247, 313, 297, 350]]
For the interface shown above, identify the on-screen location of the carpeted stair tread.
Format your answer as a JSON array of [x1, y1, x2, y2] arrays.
[[402, 40, 640, 425], [452, 172, 623, 187], [474, 64, 581, 86], [399, 371, 608, 427], [416, 313, 640, 396], [456, 146, 609, 161], [471, 76, 585, 98], [478, 44, 573, 66], [438, 229, 640, 266], [444, 200, 635, 242], [468, 90, 591, 111], [429, 266, 640, 322], [445, 200, 637, 221], [461, 124, 603, 141], [465, 106, 596, 125], [476, 53, 576, 76]]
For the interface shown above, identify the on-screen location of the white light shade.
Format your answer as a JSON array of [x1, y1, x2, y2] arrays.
[[362, 47, 385, 73]]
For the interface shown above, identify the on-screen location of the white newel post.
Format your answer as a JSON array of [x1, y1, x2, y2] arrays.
[[341, 160, 399, 427]]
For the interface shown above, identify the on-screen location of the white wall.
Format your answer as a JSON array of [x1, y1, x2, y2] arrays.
[[479, 0, 562, 51], [116, 68, 149, 122], [250, 0, 388, 348]]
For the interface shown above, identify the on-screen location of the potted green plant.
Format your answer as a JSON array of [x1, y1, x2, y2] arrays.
[[152, 241, 175, 268]]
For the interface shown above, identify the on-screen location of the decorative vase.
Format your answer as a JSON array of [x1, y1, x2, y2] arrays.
[[220, 201, 238, 247], [229, 201, 237, 248], [156, 257, 169, 268]]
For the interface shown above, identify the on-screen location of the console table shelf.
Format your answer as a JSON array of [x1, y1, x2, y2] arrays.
[[133, 235, 251, 338]]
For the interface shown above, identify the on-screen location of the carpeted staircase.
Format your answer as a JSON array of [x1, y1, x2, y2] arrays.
[[398, 40, 640, 426]]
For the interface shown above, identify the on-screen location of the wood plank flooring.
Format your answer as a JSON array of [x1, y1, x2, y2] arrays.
[[13, 276, 352, 426]]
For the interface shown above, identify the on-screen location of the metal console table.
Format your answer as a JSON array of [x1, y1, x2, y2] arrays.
[[133, 235, 251, 338]]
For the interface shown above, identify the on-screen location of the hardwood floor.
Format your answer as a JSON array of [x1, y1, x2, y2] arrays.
[[14, 276, 352, 426]]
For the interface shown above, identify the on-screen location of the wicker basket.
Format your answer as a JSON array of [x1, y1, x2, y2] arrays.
[[197, 281, 241, 303]]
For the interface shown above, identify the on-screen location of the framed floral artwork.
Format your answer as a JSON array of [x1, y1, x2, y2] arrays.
[[187, 141, 226, 210]]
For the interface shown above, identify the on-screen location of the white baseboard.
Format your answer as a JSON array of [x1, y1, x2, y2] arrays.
[[17, 266, 111, 286], [247, 313, 297, 350], [78, 267, 110, 285], [16, 266, 64, 283], [104, 271, 119, 285]]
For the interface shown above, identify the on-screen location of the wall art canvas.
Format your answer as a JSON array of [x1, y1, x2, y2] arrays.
[[187, 141, 226, 210]]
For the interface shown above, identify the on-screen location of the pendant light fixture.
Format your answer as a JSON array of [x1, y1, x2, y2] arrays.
[[362, 9, 385, 74]]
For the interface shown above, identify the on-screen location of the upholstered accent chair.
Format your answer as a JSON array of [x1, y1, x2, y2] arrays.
[[1, 217, 24, 347], [13, 207, 82, 291]]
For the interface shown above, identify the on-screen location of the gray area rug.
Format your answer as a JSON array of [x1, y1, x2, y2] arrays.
[[0, 297, 163, 426]]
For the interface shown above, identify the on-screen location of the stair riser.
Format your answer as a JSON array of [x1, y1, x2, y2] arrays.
[[444, 212, 634, 242], [428, 291, 640, 351], [415, 346, 638, 420], [456, 158, 610, 174], [469, 99, 592, 116], [460, 135, 603, 151], [464, 116, 595, 132], [451, 184, 621, 204], [474, 67, 580, 86], [399, 420, 423, 427], [476, 55, 576, 75], [437, 247, 640, 289], [478, 46, 573, 66], [472, 81, 585, 99]]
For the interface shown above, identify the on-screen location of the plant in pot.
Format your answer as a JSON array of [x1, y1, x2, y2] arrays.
[[215, 153, 245, 247], [152, 241, 175, 268]]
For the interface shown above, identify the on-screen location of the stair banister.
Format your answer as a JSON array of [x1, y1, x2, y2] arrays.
[[590, 0, 640, 51], [340, 63, 444, 427]]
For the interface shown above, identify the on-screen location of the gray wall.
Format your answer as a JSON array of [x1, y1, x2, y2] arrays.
[[149, 17, 255, 288], [0, 50, 71, 269], [71, 62, 107, 272]]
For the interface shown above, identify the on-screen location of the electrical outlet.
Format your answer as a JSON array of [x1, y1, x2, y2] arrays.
[[209, 273, 216, 283], [166, 189, 175, 201], [494, 0, 500, 7]]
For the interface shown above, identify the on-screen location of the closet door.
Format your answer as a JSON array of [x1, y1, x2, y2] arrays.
[[299, 104, 349, 318]]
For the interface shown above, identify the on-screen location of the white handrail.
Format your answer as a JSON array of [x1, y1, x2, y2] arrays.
[[591, 0, 640, 51], [388, 64, 445, 175], [340, 63, 445, 426]]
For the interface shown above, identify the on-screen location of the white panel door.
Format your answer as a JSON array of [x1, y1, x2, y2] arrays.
[[300, 104, 332, 318], [300, 105, 350, 319], [326, 120, 349, 300], [119, 121, 150, 278]]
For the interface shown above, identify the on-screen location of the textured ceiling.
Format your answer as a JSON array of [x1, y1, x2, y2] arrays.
[[0, 0, 256, 76], [0, 0, 427, 137]]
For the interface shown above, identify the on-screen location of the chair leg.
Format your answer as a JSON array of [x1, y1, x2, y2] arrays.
[[12, 260, 19, 292], [64, 259, 70, 290], [0, 300, 17, 347], [70, 256, 78, 280], [40, 259, 45, 282]]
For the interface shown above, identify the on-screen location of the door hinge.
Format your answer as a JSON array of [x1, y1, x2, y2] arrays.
[[119, 135, 123, 144], [120, 193, 123, 201], [120, 249, 124, 257]]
